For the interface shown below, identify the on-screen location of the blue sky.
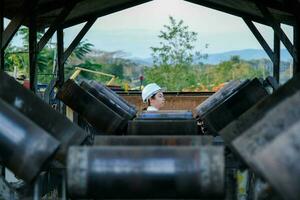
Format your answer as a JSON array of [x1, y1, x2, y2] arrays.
[[7, 0, 293, 58]]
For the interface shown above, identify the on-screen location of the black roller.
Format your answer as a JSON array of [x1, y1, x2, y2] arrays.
[[88, 80, 137, 118], [232, 84, 300, 173], [196, 79, 246, 117], [253, 122, 300, 200], [196, 78, 269, 135], [67, 146, 224, 198], [81, 81, 136, 120], [57, 79, 125, 133], [93, 135, 213, 146], [0, 99, 60, 182], [220, 73, 300, 146], [0, 71, 87, 162]]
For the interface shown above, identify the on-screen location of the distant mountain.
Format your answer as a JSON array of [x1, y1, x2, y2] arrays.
[[203, 49, 292, 64], [132, 49, 292, 66], [131, 57, 153, 66]]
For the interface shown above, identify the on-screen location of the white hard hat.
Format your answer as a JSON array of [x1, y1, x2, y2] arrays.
[[142, 83, 162, 103]]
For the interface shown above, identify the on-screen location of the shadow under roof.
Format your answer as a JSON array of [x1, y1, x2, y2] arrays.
[[2, 0, 297, 29]]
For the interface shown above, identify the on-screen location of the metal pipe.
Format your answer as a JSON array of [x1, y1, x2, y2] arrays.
[[93, 135, 213, 146], [0, 71, 87, 163], [67, 146, 224, 198], [0, 99, 60, 182]]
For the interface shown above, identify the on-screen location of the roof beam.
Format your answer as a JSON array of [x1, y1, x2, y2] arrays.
[[1, 0, 39, 50], [36, 0, 80, 15], [256, 3, 298, 64], [186, 0, 269, 25], [37, 2, 76, 52], [284, 0, 300, 23], [250, 0, 293, 14], [63, 0, 151, 28], [243, 18, 274, 62], [2, 15, 25, 49], [63, 18, 96, 63]]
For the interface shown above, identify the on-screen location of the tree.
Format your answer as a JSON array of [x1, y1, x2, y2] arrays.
[[150, 16, 200, 66]]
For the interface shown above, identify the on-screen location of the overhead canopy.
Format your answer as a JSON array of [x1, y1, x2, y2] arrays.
[[2, 0, 297, 29]]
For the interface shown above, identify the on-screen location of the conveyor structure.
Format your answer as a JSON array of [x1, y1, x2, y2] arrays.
[[0, 74, 299, 200], [1, 0, 300, 198]]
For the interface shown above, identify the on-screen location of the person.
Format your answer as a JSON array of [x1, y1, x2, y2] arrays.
[[142, 83, 165, 111]]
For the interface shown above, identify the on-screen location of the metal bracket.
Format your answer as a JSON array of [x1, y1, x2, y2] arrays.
[[1, 0, 38, 50], [37, 2, 76, 53], [256, 3, 297, 63], [243, 18, 274, 62]]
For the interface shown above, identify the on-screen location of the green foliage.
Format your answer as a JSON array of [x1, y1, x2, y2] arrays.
[[145, 65, 198, 91], [71, 40, 94, 60], [151, 16, 200, 66], [146, 17, 273, 91], [5, 27, 94, 84], [145, 55, 270, 91], [4, 25, 289, 92]]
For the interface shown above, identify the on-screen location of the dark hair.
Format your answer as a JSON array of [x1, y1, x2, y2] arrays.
[[147, 94, 156, 106]]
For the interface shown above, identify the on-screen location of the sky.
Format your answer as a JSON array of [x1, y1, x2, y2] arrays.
[[7, 0, 293, 58]]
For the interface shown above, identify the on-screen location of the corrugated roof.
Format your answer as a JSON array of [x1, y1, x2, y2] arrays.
[[2, 0, 296, 29]]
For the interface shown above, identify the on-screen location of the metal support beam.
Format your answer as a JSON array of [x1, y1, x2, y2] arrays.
[[57, 27, 64, 87], [256, 3, 298, 65], [1, 16, 25, 50], [63, 0, 151, 28], [273, 33, 280, 82], [243, 18, 274, 62], [29, 11, 38, 92], [0, 0, 4, 71], [185, 0, 270, 27], [1, 0, 37, 50], [37, 2, 75, 53], [63, 18, 96, 63], [294, 23, 300, 75]]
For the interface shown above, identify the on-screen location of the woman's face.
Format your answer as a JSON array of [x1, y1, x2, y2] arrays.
[[150, 91, 165, 109]]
